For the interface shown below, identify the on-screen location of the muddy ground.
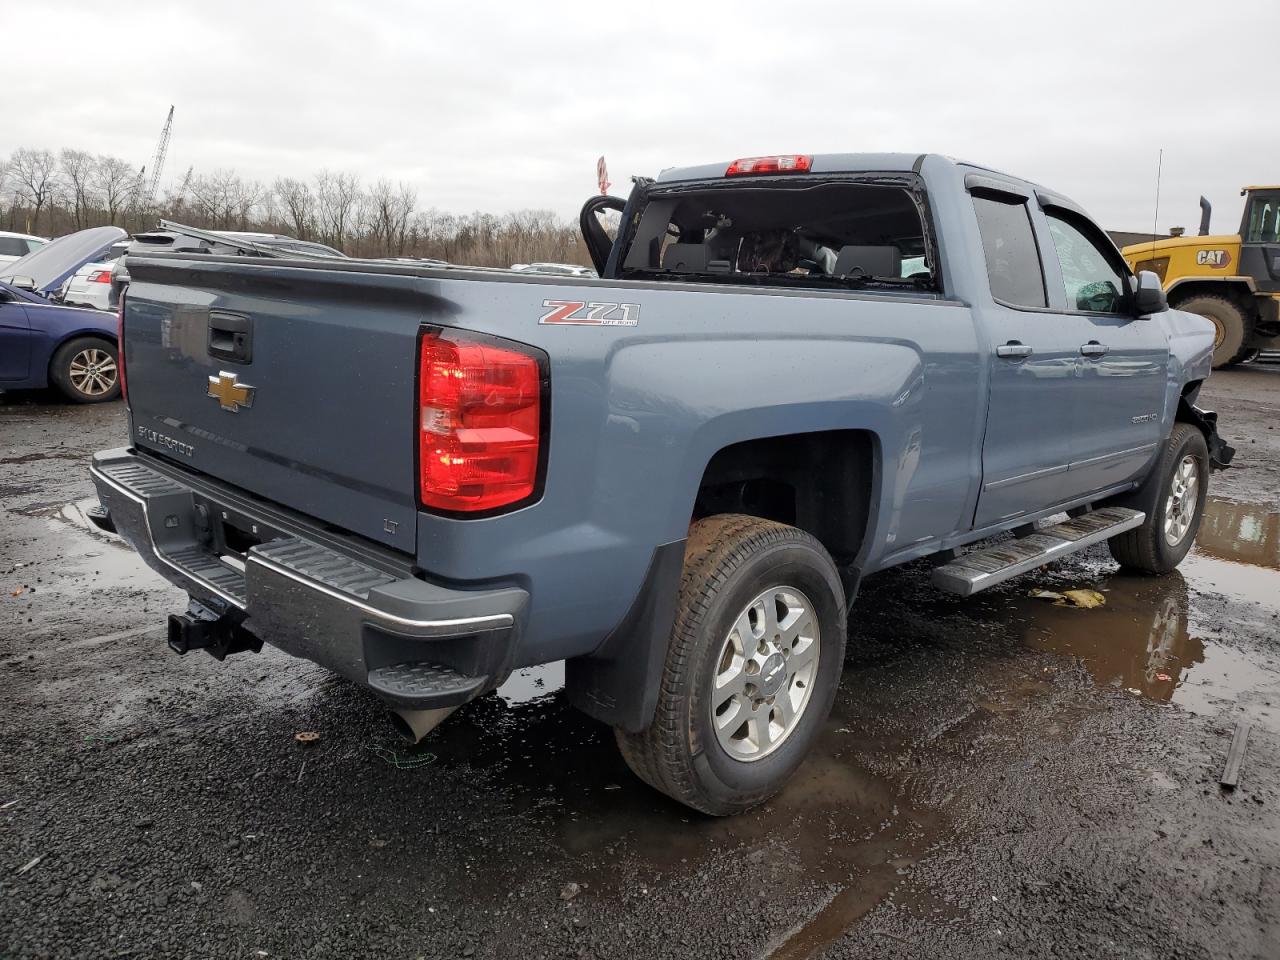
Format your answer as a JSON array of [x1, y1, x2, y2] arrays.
[[2, 368, 1278, 960]]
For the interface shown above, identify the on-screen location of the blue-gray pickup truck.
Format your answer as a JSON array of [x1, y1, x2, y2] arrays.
[[91, 153, 1233, 815]]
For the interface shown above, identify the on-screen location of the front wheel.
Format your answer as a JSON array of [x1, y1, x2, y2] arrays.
[[1107, 423, 1209, 574], [615, 514, 846, 815], [49, 336, 120, 403]]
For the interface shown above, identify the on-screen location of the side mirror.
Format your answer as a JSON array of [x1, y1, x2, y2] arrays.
[[8, 276, 36, 292], [1132, 270, 1167, 316]]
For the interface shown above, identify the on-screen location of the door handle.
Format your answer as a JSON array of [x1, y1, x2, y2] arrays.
[[996, 341, 1033, 359], [1080, 341, 1109, 358]]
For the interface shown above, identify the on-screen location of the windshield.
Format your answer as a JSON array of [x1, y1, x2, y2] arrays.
[[618, 179, 936, 292], [0, 225, 127, 294], [1244, 193, 1280, 243]]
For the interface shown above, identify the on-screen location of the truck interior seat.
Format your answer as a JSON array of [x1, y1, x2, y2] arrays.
[[832, 245, 902, 279]]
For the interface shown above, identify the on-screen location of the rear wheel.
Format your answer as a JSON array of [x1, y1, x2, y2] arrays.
[[1174, 294, 1254, 368], [50, 336, 120, 403], [1107, 423, 1208, 574], [614, 514, 846, 815]]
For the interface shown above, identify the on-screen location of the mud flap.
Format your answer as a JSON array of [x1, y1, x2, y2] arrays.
[[565, 539, 686, 733]]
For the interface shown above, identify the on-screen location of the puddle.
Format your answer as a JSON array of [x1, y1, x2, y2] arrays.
[[1016, 497, 1280, 732], [0, 496, 177, 595], [496, 661, 565, 706]]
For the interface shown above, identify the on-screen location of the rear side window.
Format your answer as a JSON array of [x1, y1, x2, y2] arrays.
[[0, 238, 28, 257], [972, 194, 1046, 308]]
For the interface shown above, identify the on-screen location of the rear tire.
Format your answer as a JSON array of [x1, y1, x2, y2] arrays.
[[1174, 294, 1254, 368], [1107, 423, 1208, 574], [49, 336, 120, 403], [615, 514, 846, 815]]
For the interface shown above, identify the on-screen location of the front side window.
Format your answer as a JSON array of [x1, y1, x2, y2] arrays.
[[0, 238, 28, 257], [1045, 212, 1128, 313], [972, 194, 1046, 308]]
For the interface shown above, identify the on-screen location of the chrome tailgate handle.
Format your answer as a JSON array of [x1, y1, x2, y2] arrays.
[[1080, 341, 1110, 357]]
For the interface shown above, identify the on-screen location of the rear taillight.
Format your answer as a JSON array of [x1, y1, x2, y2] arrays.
[[725, 155, 813, 176], [116, 293, 127, 403], [417, 329, 545, 513], [88, 270, 112, 283]]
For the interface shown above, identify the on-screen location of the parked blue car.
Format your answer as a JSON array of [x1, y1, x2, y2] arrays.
[[0, 226, 127, 403]]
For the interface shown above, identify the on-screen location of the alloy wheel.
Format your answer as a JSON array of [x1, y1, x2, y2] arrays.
[[1163, 454, 1200, 546], [710, 585, 820, 762], [68, 348, 117, 397]]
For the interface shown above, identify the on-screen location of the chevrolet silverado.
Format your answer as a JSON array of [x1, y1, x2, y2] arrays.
[[90, 153, 1233, 815]]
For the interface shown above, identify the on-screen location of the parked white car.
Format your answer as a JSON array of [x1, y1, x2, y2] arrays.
[[0, 231, 47, 268], [510, 261, 597, 277], [60, 241, 129, 311]]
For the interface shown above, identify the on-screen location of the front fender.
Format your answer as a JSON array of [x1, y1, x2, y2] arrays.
[[1159, 307, 1215, 427]]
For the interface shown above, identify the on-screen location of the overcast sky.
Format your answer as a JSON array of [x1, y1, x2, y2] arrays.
[[7, 0, 1278, 233]]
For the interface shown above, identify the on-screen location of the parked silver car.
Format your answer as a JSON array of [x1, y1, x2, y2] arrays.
[[60, 241, 131, 311], [0, 231, 47, 268]]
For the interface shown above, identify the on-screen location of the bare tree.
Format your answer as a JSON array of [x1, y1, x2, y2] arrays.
[[367, 179, 417, 256], [273, 177, 314, 240], [9, 148, 60, 234], [60, 149, 97, 229], [188, 169, 263, 230], [315, 170, 361, 252], [94, 155, 140, 224], [0, 141, 595, 267]]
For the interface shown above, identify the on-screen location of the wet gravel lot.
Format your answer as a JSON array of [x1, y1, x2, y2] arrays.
[[2, 368, 1279, 959]]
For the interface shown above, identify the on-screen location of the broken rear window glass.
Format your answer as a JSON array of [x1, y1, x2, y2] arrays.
[[619, 180, 936, 292]]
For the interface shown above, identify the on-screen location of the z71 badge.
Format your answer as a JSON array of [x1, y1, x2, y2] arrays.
[[539, 299, 639, 326]]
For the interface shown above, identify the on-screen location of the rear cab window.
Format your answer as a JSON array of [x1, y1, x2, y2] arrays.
[[616, 174, 940, 295]]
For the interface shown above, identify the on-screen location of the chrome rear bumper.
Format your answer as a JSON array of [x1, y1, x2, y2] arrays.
[[90, 448, 527, 708]]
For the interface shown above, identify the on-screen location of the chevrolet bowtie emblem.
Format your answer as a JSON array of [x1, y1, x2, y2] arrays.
[[207, 371, 255, 412]]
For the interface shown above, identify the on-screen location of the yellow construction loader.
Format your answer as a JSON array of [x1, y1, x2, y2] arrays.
[[1122, 187, 1280, 367]]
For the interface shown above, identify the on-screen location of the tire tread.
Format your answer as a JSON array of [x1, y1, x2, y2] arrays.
[[616, 514, 843, 814]]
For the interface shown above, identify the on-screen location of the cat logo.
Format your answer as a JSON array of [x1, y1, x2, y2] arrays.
[[1195, 249, 1232, 269]]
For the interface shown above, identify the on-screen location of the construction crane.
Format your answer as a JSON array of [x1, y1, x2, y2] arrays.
[[142, 105, 175, 208]]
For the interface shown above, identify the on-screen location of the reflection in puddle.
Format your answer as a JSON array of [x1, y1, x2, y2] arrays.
[[1196, 497, 1280, 569]]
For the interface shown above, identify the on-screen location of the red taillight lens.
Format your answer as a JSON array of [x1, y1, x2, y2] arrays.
[[725, 155, 813, 177], [88, 270, 112, 283], [417, 329, 544, 513], [116, 293, 127, 403]]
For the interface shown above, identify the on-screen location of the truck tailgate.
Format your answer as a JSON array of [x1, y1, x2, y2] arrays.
[[122, 258, 425, 551]]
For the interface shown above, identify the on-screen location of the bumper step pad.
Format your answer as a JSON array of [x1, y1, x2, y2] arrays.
[[931, 507, 1145, 597], [250, 538, 396, 601], [166, 545, 247, 605], [367, 661, 487, 706]]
